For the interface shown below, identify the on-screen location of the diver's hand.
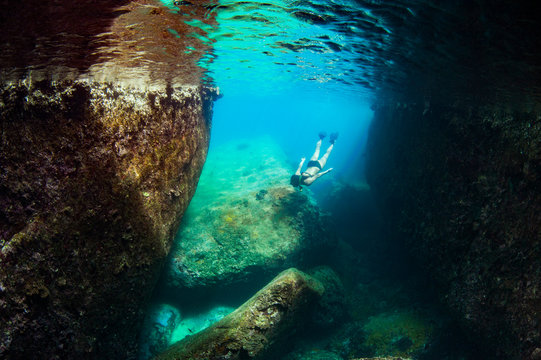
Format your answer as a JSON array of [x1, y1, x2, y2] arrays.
[[322, 168, 333, 175]]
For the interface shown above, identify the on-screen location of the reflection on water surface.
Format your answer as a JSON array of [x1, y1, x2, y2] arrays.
[[0, 0, 214, 87], [194, 0, 541, 102], [1, 0, 540, 100]]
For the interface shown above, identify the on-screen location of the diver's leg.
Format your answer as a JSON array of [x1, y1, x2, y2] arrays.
[[310, 139, 322, 161], [318, 143, 334, 168]]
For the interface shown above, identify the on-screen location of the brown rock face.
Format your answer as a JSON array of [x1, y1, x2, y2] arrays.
[[366, 102, 541, 359], [155, 268, 324, 360], [0, 81, 215, 358]]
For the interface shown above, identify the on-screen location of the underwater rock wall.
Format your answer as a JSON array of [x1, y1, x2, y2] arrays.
[[365, 102, 541, 359], [0, 80, 214, 358]]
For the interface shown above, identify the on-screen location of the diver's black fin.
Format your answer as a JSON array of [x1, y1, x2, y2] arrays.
[[318, 131, 327, 140], [330, 132, 339, 144]]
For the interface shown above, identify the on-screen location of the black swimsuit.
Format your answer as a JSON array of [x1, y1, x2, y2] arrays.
[[300, 173, 311, 183], [297, 160, 321, 187], [306, 160, 322, 170]]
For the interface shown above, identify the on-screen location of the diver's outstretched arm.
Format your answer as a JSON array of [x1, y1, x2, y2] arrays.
[[314, 167, 333, 179], [295, 157, 306, 175]]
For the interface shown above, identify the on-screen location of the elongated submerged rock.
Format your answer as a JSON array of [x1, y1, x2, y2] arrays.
[[0, 80, 215, 358], [154, 268, 324, 360]]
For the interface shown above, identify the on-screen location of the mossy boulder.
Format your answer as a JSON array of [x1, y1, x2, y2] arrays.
[[362, 311, 433, 357], [154, 268, 325, 360], [164, 139, 334, 289], [308, 266, 347, 327], [0, 80, 215, 358]]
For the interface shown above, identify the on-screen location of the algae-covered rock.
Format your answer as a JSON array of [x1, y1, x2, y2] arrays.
[[308, 266, 347, 327], [154, 268, 324, 360], [362, 311, 433, 357], [0, 80, 215, 358], [164, 138, 334, 289]]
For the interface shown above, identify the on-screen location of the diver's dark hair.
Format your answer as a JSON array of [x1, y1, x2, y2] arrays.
[[290, 174, 300, 187]]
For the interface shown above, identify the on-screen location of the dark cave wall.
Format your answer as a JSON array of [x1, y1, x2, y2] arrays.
[[0, 81, 216, 359], [365, 102, 541, 359]]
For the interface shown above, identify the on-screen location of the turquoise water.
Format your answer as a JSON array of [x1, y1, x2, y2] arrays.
[[162, 0, 383, 98], [0, 0, 539, 358], [140, 0, 538, 359], [161, 0, 376, 189], [211, 91, 373, 187], [142, 2, 379, 351], [141, 1, 446, 359]]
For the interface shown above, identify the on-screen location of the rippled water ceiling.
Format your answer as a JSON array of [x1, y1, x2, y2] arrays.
[[170, 0, 541, 102], [166, 0, 390, 96], [1, 0, 539, 102]]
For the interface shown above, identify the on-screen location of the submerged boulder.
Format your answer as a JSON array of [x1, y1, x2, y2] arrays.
[[154, 268, 324, 360], [361, 311, 434, 357], [0, 81, 215, 358], [308, 266, 347, 327], [164, 138, 334, 289]]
